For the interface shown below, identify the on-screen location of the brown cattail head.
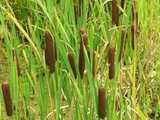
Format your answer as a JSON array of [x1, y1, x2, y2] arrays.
[[2, 82, 13, 116], [108, 47, 115, 79], [79, 35, 85, 78], [79, 28, 89, 78], [98, 87, 106, 119], [44, 30, 57, 73], [131, 0, 138, 49], [112, 0, 119, 26], [12, 48, 20, 76], [68, 52, 77, 78]]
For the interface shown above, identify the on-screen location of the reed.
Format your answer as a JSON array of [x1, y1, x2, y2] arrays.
[[68, 52, 77, 78], [98, 87, 106, 119], [2, 82, 13, 116], [112, 0, 119, 26], [44, 30, 57, 73], [108, 47, 115, 79]]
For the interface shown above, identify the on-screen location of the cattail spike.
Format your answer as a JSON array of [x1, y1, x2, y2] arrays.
[[112, 0, 119, 26], [98, 87, 106, 119], [44, 30, 57, 73], [68, 52, 77, 78], [108, 47, 115, 79], [79, 36, 85, 78], [2, 82, 13, 116]]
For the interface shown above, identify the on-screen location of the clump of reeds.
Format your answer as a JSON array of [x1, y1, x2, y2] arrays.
[[67, 52, 77, 78], [98, 87, 106, 119], [131, 0, 138, 49], [108, 47, 115, 79], [112, 0, 119, 26], [12, 48, 20, 76], [79, 28, 88, 78], [2, 82, 13, 116], [44, 30, 57, 73]]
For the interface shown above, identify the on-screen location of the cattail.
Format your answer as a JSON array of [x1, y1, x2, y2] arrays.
[[108, 47, 115, 79], [12, 48, 20, 76], [68, 52, 77, 78], [2, 82, 13, 116], [98, 87, 106, 119], [131, 0, 138, 49], [112, 0, 119, 26], [44, 30, 57, 73], [79, 34, 85, 78], [79, 28, 89, 78]]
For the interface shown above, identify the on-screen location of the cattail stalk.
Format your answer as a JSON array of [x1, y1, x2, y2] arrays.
[[108, 47, 115, 79], [112, 0, 119, 26], [79, 28, 89, 78], [98, 87, 106, 119], [45, 30, 57, 73], [68, 52, 77, 78], [2, 82, 13, 116], [12, 48, 20, 76]]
